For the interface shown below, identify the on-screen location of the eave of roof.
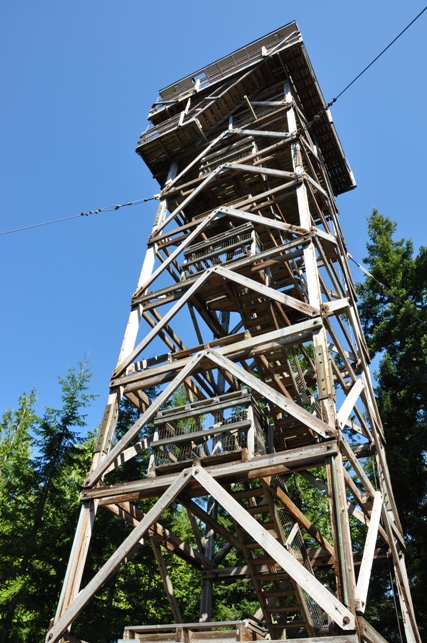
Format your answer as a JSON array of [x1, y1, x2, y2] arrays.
[[139, 21, 355, 196]]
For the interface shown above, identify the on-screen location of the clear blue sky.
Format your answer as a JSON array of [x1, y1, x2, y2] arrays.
[[1, 1, 426, 431]]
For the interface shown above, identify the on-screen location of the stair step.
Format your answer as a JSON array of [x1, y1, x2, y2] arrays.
[[275, 621, 306, 629], [254, 571, 289, 581], [231, 488, 265, 499], [246, 542, 269, 550], [247, 556, 277, 566], [260, 590, 295, 597], [265, 605, 301, 613], [244, 533, 278, 548], [245, 504, 270, 515]]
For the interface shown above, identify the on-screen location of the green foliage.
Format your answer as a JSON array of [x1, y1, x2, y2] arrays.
[[357, 209, 427, 636], [0, 363, 96, 643]]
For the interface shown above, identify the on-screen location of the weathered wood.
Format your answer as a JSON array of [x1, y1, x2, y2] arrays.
[[355, 491, 382, 613], [216, 205, 307, 235], [151, 539, 183, 622], [81, 442, 338, 502], [104, 502, 213, 570], [270, 483, 334, 555], [358, 616, 390, 643], [202, 547, 388, 579], [52, 25, 420, 642], [111, 319, 322, 390], [162, 131, 229, 194], [191, 466, 355, 630], [115, 271, 213, 377], [46, 469, 192, 643], [86, 352, 207, 487], [226, 162, 296, 181], [336, 378, 364, 430], [204, 349, 335, 439], [180, 497, 241, 551], [213, 264, 319, 317]]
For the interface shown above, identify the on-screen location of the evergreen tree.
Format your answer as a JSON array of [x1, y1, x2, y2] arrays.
[[0, 391, 37, 639], [356, 210, 427, 636], [0, 362, 96, 643]]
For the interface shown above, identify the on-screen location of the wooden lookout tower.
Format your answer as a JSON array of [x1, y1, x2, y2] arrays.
[[47, 22, 421, 643]]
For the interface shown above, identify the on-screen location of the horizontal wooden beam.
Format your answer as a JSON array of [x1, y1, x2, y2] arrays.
[[202, 547, 388, 578], [81, 442, 338, 501], [205, 349, 334, 439], [46, 469, 192, 643], [110, 319, 322, 389]]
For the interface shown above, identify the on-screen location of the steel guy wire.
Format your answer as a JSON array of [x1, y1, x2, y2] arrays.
[[2, 6, 426, 237], [303, 5, 427, 132], [0, 196, 158, 236]]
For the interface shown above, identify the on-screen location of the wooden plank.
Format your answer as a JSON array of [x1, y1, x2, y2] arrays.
[[46, 469, 192, 643], [155, 391, 251, 422], [118, 260, 318, 378], [270, 484, 334, 555], [86, 352, 207, 487], [339, 436, 376, 498], [132, 234, 309, 308], [226, 161, 296, 181], [153, 420, 251, 448], [191, 466, 355, 630], [358, 616, 390, 643], [336, 378, 364, 430], [151, 539, 183, 622], [379, 508, 421, 643], [111, 319, 322, 390], [116, 161, 178, 368], [105, 502, 213, 570], [152, 166, 224, 236], [134, 209, 217, 300], [322, 298, 349, 316], [81, 442, 338, 502], [205, 349, 334, 439], [179, 497, 241, 551], [124, 621, 245, 632], [214, 264, 319, 317], [231, 127, 295, 140], [115, 269, 213, 377], [355, 491, 382, 613], [162, 130, 229, 194], [217, 205, 307, 235]]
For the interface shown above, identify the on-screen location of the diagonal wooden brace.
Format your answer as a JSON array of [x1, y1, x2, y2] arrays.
[[190, 466, 355, 631]]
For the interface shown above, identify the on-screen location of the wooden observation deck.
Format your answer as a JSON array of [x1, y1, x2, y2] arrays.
[[46, 21, 421, 643]]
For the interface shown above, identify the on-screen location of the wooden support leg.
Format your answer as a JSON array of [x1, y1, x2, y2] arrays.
[[46, 469, 192, 643], [328, 452, 356, 612], [199, 496, 217, 622]]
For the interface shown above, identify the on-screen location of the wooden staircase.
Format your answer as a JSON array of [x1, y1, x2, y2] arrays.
[[228, 479, 327, 639]]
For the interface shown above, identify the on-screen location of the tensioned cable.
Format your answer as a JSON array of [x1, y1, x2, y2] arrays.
[[303, 5, 427, 130], [2, 6, 426, 237], [0, 196, 158, 236]]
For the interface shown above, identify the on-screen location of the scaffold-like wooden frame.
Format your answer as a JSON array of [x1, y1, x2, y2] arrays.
[[46, 21, 421, 643]]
